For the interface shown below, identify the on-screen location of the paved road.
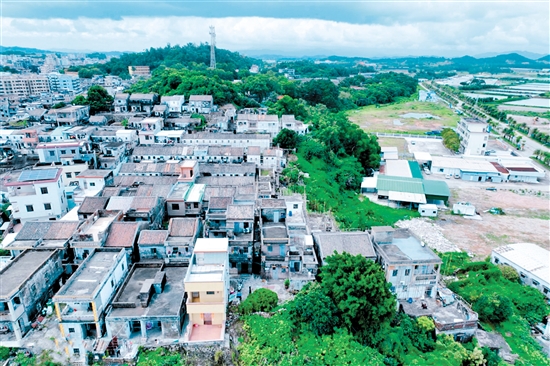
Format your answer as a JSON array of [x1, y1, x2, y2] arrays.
[[422, 82, 549, 163]]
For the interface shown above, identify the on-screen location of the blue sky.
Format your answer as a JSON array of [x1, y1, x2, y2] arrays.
[[2, 1, 549, 57]]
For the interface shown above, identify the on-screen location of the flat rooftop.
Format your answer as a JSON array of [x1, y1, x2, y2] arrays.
[[186, 264, 225, 283], [55, 250, 123, 299], [108, 265, 186, 318], [493, 243, 549, 283], [400, 290, 478, 326], [377, 230, 441, 264], [0, 250, 56, 299], [313, 232, 376, 260], [262, 223, 288, 239]]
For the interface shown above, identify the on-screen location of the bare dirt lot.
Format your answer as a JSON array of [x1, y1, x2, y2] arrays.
[[436, 186, 550, 257], [508, 114, 550, 133], [348, 100, 460, 134]]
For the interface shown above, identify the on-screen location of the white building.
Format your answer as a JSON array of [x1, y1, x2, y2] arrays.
[[456, 118, 489, 156], [491, 243, 550, 300], [161, 95, 185, 114], [187, 95, 214, 114], [236, 114, 280, 136], [53, 249, 129, 362], [6, 169, 68, 223], [47, 72, 82, 93]]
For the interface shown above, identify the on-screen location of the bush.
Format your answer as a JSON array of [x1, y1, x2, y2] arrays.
[[239, 288, 278, 315], [0, 346, 10, 361], [498, 264, 519, 283], [473, 293, 513, 324]]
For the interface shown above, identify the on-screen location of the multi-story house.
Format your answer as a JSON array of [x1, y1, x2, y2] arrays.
[[181, 133, 271, 152], [98, 141, 128, 171], [113, 93, 130, 113], [280, 115, 308, 135], [105, 262, 187, 346], [236, 114, 280, 136], [128, 93, 158, 115], [456, 118, 489, 156], [161, 95, 185, 115], [183, 238, 229, 343], [76, 169, 114, 192], [372, 226, 442, 300], [133, 117, 164, 145], [5, 168, 69, 223], [187, 95, 214, 114], [70, 210, 123, 263], [0, 249, 63, 347], [53, 248, 129, 362], [49, 105, 90, 126], [227, 204, 255, 274], [259, 200, 289, 280], [35, 140, 95, 166], [152, 104, 168, 120]]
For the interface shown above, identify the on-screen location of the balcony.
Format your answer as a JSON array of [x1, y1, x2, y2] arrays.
[[59, 304, 95, 322], [415, 274, 437, 281]]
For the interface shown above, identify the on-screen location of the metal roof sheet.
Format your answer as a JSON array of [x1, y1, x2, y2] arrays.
[[377, 175, 424, 194]]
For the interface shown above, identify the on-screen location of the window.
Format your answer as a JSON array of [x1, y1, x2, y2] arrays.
[[66, 173, 72, 179], [44, 203, 52, 210], [68, 328, 75, 333], [110, 279, 114, 287], [60, 150, 66, 155], [121, 264, 125, 271], [89, 182, 96, 187], [494, 257, 499, 264], [405, 269, 410, 276], [192, 292, 199, 298], [40, 187, 48, 194], [49, 151, 55, 157], [267, 245, 273, 252], [543, 287, 549, 294], [151, 248, 157, 254], [293, 204, 298, 209], [172, 203, 180, 210], [73, 349, 80, 356], [71, 150, 76, 154], [26, 205, 34, 212], [392, 269, 398, 276], [532, 280, 540, 286], [206, 291, 215, 295]]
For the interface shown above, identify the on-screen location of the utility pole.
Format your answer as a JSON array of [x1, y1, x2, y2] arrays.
[[209, 26, 216, 69]]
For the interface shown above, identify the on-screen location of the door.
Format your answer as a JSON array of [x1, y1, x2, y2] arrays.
[[272, 267, 279, 280], [241, 263, 248, 274], [204, 313, 212, 325], [274, 211, 280, 223]]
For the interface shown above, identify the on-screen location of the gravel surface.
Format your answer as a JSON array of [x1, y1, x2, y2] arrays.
[[396, 217, 460, 253]]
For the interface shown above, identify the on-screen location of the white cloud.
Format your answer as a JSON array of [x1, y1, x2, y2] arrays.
[[2, 12, 548, 57]]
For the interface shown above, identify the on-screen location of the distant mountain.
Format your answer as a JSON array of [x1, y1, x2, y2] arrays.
[[475, 51, 546, 60], [538, 55, 550, 63], [0, 46, 54, 54]]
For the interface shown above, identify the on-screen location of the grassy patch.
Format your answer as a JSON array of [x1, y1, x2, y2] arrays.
[[294, 152, 418, 229], [484, 233, 509, 244], [348, 100, 460, 134], [137, 348, 187, 365]]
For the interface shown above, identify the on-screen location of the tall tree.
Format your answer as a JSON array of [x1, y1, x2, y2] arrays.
[[85, 85, 114, 115], [319, 252, 396, 345]]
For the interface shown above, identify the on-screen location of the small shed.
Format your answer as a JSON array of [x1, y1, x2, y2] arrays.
[[453, 202, 476, 216], [361, 176, 378, 194], [418, 204, 438, 217]]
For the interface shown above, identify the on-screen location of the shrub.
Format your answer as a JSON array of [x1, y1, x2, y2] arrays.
[[239, 288, 278, 315], [0, 346, 10, 361], [473, 293, 513, 324], [498, 264, 519, 283]]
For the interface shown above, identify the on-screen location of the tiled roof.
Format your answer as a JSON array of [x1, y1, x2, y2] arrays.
[[209, 197, 233, 210], [227, 204, 255, 220], [105, 222, 140, 247], [78, 197, 110, 214], [15, 221, 81, 241], [168, 218, 199, 238], [130, 196, 159, 212], [138, 230, 169, 245]]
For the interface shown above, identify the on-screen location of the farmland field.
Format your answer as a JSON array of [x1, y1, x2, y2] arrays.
[[348, 100, 460, 134]]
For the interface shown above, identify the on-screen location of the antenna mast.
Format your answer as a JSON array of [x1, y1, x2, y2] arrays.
[[209, 26, 216, 69]]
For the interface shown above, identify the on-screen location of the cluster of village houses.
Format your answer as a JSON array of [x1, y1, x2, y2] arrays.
[[0, 92, 547, 363]]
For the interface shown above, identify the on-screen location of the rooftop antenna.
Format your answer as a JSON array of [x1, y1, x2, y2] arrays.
[[209, 26, 216, 69]]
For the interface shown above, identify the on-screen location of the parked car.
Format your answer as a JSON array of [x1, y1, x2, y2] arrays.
[[454, 174, 460, 179], [486, 187, 497, 191], [445, 173, 452, 179]]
